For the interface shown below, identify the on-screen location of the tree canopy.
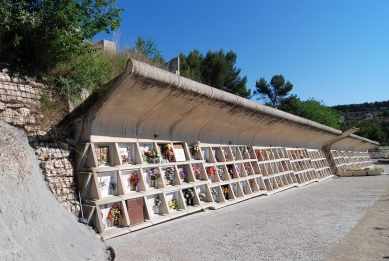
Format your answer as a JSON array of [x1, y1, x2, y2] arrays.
[[132, 36, 165, 65], [179, 49, 252, 99], [340, 121, 388, 146], [332, 100, 389, 112], [253, 74, 293, 108], [279, 96, 341, 129], [0, 0, 123, 73]]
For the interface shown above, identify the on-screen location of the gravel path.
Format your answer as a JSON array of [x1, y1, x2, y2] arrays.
[[109, 169, 389, 261]]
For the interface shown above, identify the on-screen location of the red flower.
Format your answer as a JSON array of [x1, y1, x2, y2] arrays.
[[129, 172, 138, 185]]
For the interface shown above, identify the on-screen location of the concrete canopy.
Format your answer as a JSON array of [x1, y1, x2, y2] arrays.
[[81, 59, 378, 150]]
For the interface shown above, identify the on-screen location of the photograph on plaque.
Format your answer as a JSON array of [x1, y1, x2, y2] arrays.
[[95, 145, 109, 166]]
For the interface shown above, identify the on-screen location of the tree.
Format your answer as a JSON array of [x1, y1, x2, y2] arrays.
[[180, 49, 252, 99], [279, 96, 341, 129], [340, 121, 387, 145], [253, 75, 293, 108], [278, 94, 301, 114], [298, 99, 341, 129], [133, 36, 165, 64], [0, 0, 123, 74], [179, 49, 203, 82]]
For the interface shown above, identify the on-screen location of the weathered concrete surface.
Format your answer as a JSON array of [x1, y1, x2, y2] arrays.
[[81, 59, 377, 150], [108, 170, 389, 261]]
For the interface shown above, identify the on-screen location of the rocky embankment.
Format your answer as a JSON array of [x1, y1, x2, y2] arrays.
[[0, 121, 109, 260]]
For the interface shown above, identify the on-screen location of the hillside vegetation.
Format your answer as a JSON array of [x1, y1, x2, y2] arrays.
[[332, 101, 389, 146]]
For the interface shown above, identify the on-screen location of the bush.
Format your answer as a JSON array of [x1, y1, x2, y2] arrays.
[[0, 0, 122, 74]]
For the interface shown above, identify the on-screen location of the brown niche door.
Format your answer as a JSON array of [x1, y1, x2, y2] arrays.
[[127, 197, 145, 226]]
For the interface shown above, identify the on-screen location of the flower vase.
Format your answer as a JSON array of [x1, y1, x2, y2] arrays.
[[151, 179, 155, 187], [181, 178, 185, 184], [224, 194, 229, 200], [155, 206, 160, 214], [187, 198, 193, 206], [130, 183, 136, 191], [113, 218, 119, 226]]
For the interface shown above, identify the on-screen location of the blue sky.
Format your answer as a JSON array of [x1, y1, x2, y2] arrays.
[[94, 0, 389, 107]]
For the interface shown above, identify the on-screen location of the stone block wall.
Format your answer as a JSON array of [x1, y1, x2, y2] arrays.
[[0, 68, 79, 215], [368, 147, 389, 159]]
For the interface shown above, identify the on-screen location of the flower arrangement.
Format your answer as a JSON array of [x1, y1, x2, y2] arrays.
[[184, 189, 194, 199], [128, 172, 138, 190], [228, 166, 234, 178], [107, 205, 123, 225], [179, 169, 186, 179], [168, 198, 178, 210], [144, 149, 159, 163], [291, 150, 297, 158], [240, 146, 248, 155], [155, 196, 162, 208], [192, 165, 201, 176], [122, 154, 132, 164], [255, 150, 260, 158], [161, 143, 175, 162], [109, 182, 116, 191], [244, 164, 250, 170], [217, 166, 224, 180], [129, 172, 139, 185], [222, 186, 230, 196], [190, 141, 201, 156], [248, 179, 255, 189], [199, 190, 206, 201], [148, 168, 161, 180], [223, 149, 230, 161], [165, 167, 175, 180], [207, 167, 216, 176]]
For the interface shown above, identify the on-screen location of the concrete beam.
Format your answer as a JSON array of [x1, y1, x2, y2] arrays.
[[81, 59, 378, 150], [322, 127, 359, 151]]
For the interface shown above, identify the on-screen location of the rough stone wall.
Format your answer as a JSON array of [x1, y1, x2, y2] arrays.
[[0, 67, 79, 215], [369, 147, 389, 159]]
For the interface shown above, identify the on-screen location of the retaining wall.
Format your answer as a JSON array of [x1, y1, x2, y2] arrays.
[[0, 68, 79, 214]]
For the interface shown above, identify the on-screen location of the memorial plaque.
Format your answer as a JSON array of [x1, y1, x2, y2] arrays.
[[173, 144, 186, 162]]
